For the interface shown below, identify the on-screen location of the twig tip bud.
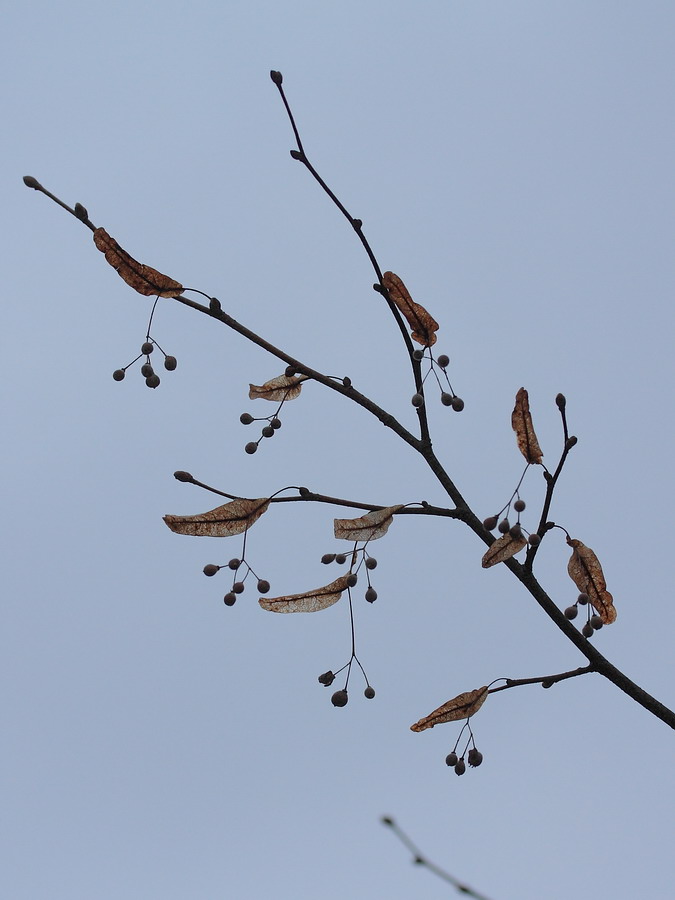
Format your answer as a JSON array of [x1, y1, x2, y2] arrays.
[[23, 175, 42, 190], [270, 70, 283, 85]]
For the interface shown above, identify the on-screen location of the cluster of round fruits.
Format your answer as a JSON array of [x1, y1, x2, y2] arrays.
[[239, 412, 282, 455], [113, 341, 177, 389], [202, 557, 270, 606], [564, 592, 603, 637], [318, 671, 375, 706], [321, 551, 378, 602], [410, 351, 464, 411], [445, 747, 483, 776]]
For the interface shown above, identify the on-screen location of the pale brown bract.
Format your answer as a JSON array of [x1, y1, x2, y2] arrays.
[[382, 271, 439, 347], [512, 387, 544, 465], [410, 686, 489, 732], [567, 537, 617, 624], [92, 227, 183, 298], [163, 497, 271, 538], [259, 575, 351, 613], [333, 505, 404, 542]]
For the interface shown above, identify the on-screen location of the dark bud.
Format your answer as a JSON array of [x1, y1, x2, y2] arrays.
[[342, 376, 352, 388], [365, 587, 378, 603], [381, 816, 394, 826], [372, 282, 386, 295], [365, 557, 377, 570], [209, 297, 222, 312], [451, 396, 465, 412], [269, 70, 283, 85], [331, 689, 348, 707], [244, 442, 258, 455], [145, 374, 160, 389], [483, 515, 499, 531], [141, 363, 154, 378], [528, 533, 541, 547], [467, 748, 483, 767], [564, 605, 578, 620], [577, 592, 589, 605], [173, 470, 194, 483], [445, 752, 458, 767], [284, 365, 297, 377], [566, 435, 578, 450], [290, 149, 303, 161], [437, 354, 450, 368], [509, 523, 523, 539], [240, 413, 254, 425], [352, 218, 362, 231], [590, 615, 603, 630], [261, 425, 274, 438], [141, 342, 154, 354], [346, 573, 358, 587], [321, 553, 336, 564], [228, 558, 241, 570], [335, 553, 347, 565], [23, 175, 42, 189], [223, 593, 236, 606], [112, 369, 125, 382], [164, 355, 177, 371], [454, 759, 466, 776], [412, 349, 425, 361], [298, 486, 310, 497], [441, 392, 453, 406], [541, 679, 553, 689], [271, 417, 282, 429], [555, 393, 567, 411], [498, 518, 510, 534], [232, 582, 245, 594], [203, 564, 219, 577], [257, 579, 270, 594], [411, 392, 424, 408], [318, 671, 335, 686], [514, 499, 526, 512], [582, 621, 595, 638], [74, 202, 89, 221], [364, 686, 375, 699]]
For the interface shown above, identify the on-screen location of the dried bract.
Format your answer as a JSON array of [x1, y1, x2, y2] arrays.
[[481, 532, 527, 568], [333, 505, 404, 542], [259, 575, 351, 613], [567, 537, 617, 624], [410, 686, 489, 732], [382, 271, 439, 347], [92, 228, 183, 298], [511, 387, 543, 465], [248, 374, 305, 402], [163, 497, 270, 537]]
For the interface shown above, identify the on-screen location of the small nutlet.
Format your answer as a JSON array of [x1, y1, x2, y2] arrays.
[[364, 686, 375, 699], [331, 689, 348, 708], [164, 356, 177, 371], [141, 341, 154, 355], [467, 748, 483, 767], [437, 354, 450, 368], [203, 564, 219, 577], [244, 442, 258, 455], [483, 515, 499, 531], [346, 573, 358, 587], [445, 752, 458, 767], [112, 369, 125, 382], [451, 396, 464, 412], [318, 671, 335, 686]]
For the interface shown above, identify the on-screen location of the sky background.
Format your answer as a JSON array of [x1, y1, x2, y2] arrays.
[[3, 2, 675, 898]]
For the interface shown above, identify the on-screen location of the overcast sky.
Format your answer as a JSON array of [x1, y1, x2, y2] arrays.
[[4, 2, 675, 899]]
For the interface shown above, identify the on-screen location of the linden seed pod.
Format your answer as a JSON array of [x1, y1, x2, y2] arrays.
[[577, 592, 589, 605], [228, 559, 241, 570], [331, 690, 348, 707], [514, 499, 526, 512], [445, 752, 458, 767], [141, 342, 154, 354], [240, 413, 254, 425], [582, 622, 595, 638], [451, 396, 465, 412], [467, 748, 483, 767], [173, 471, 193, 482], [498, 518, 510, 534], [412, 349, 425, 361], [454, 759, 466, 776], [364, 686, 376, 699], [411, 393, 424, 408], [441, 392, 453, 406], [164, 356, 177, 371], [437, 354, 450, 368], [564, 605, 578, 620], [244, 442, 258, 455], [261, 425, 274, 438], [346, 573, 358, 587], [528, 533, 541, 547], [590, 615, 603, 630], [321, 553, 336, 564], [223, 593, 236, 606], [112, 369, 125, 382], [203, 564, 219, 577], [365, 587, 378, 603], [141, 363, 154, 378], [365, 557, 378, 570], [509, 524, 523, 539], [271, 417, 282, 430], [483, 515, 499, 531], [232, 582, 245, 594], [335, 554, 347, 565], [318, 671, 335, 686], [257, 579, 270, 594], [145, 374, 160, 389]]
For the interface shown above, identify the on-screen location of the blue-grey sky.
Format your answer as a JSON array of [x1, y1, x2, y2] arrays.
[[4, 2, 675, 898]]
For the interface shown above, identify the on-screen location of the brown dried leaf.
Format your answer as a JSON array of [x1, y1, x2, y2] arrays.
[[481, 532, 527, 568], [410, 686, 489, 732], [92, 228, 183, 298], [259, 575, 351, 613], [248, 374, 305, 402], [511, 388, 543, 465], [163, 497, 270, 537], [382, 271, 439, 347], [567, 537, 617, 624], [333, 505, 404, 542]]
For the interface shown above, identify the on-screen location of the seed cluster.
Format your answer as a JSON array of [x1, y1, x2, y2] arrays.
[[113, 339, 177, 389]]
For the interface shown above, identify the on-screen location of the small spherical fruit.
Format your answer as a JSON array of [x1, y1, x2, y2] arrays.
[[582, 621, 594, 638], [244, 442, 258, 455], [445, 752, 458, 767], [498, 518, 510, 534], [257, 579, 270, 594], [271, 417, 282, 430], [454, 759, 466, 776], [346, 573, 358, 587], [240, 413, 254, 425], [365, 587, 378, 603], [441, 392, 453, 406], [509, 524, 523, 539], [590, 615, 603, 630], [564, 605, 578, 620], [141, 363, 154, 378], [335, 554, 347, 565], [141, 341, 154, 354], [412, 349, 424, 361], [437, 354, 450, 368], [577, 592, 589, 605], [528, 533, 541, 547], [514, 499, 526, 512], [164, 356, 177, 371], [112, 369, 125, 382], [318, 670, 335, 686], [364, 686, 376, 699], [232, 581, 245, 594], [365, 557, 378, 570], [411, 392, 424, 408], [203, 564, 219, 577], [331, 689, 348, 707], [228, 558, 241, 570], [467, 748, 483, 767], [145, 374, 160, 388], [321, 553, 336, 564], [483, 515, 499, 531], [223, 593, 236, 606], [451, 396, 464, 412], [261, 425, 274, 438]]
